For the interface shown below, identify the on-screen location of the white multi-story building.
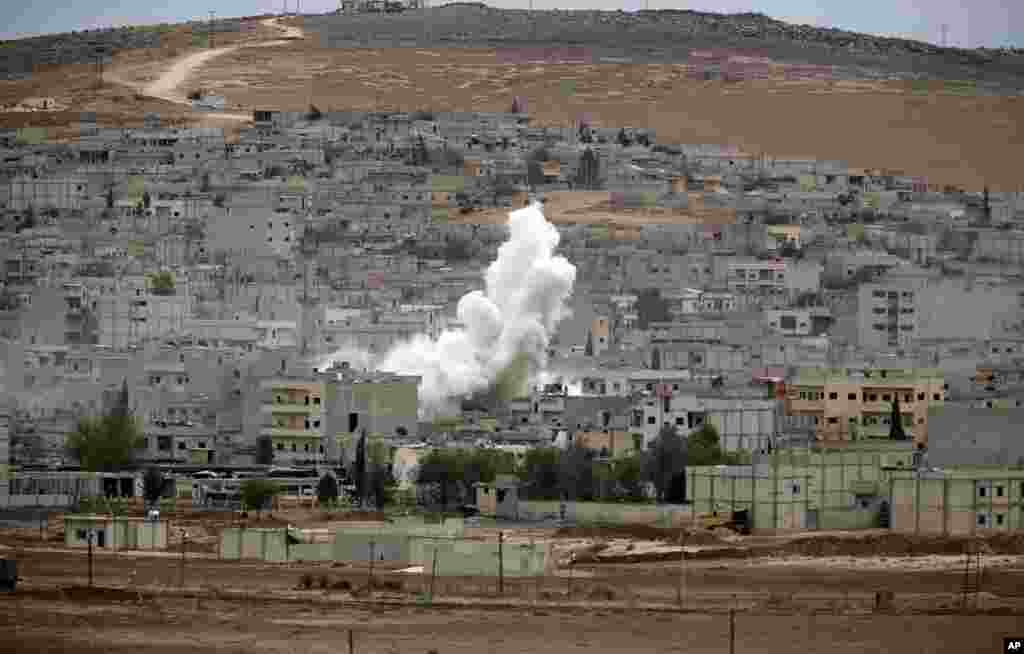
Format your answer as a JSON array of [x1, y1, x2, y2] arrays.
[[858, 271, 1023, 350], [725, 258, 821, 299]]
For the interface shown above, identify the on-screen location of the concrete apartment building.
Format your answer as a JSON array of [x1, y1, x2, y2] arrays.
[[630, 387, 777, 451], [785, 367, 946, 444], [857, 270, 1022, 349], [321, 364, 421, 465], [259, 377, 326, 464]]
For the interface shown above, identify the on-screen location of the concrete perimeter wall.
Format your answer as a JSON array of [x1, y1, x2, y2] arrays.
[[220, 528, 289, 562], [518, 500, 688, 526], [411, 539, 549, 577], [219, 521, 548, 575]]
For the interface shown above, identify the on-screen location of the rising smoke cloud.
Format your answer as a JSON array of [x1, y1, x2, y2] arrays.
[[318, 203, 576, 414]]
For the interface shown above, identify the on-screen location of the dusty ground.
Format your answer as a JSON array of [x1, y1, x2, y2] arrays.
[[2, 542, 1023, 653], [3, 512, 1024, 652], [3, 587, 1022, 654], [2, 14, 1022, 191]]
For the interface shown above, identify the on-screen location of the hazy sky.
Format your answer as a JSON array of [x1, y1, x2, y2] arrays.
[[3, 0, 1021, 48]]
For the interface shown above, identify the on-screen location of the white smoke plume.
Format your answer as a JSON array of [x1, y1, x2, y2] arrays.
[[380, 203, 576, 410], [318, 203, 576, 413]]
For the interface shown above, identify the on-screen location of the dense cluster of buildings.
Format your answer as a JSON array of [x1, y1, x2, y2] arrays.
[[1, 106, 1023, 534]]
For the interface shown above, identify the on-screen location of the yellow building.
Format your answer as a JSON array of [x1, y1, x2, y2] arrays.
[[260, 379, 325, 463], [786, 368, 945, 445], [766, 224, 803, 249]]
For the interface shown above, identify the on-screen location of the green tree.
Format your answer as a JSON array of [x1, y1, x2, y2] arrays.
[[66, 381, 144, 472], [642, 423, 686, 502], [317, 473, 339, 506], [559, 440, 597, 501], [686, 422, 724, 466], [889, 397, 908, 440], [519, 446, 562, 500], [614, 453, 645, 501], [255, 435, 275, 465], [417, 448, 464, 509], [370, 463, 395, 509], [142, 466, 165, 506], [240, 479, 281, 517], [352, 429, 368, 506]]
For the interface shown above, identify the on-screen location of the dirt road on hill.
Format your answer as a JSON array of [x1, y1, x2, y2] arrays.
[[110, 16, 305, 121]]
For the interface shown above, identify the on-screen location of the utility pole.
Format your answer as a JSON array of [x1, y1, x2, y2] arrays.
[[87, 531, 94, 587], [941, 24, 949, 48], [498, 531, 504, 595]]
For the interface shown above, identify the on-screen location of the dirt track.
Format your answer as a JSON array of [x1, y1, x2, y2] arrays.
[[2, 578, 1021, 654], [5, 519, 1024, 652]]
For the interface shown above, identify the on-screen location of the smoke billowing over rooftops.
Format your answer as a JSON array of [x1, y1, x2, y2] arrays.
[[317, 202, 577, 417]]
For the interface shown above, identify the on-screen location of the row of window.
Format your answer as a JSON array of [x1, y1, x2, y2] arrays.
[[274, 394, 322, 405], [273, 418, 322, 429], [823, 415, 918, 426], [975, 483, 1024, 498], [276, 442, 325, 453], [797, 391, 943, 402], [872, 324, 915, 331], [149, 375, 190, 386], [871, 290, 915, 300]]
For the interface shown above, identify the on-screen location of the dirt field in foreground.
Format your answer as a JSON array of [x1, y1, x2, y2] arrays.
[[2, 585, 1020, 654], [4, 518, 1024, 653]]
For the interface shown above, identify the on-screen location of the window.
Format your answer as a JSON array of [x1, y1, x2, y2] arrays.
[[979, 486, 987, 498], [828, 417, 838, 424], [829, 392, 838, 400], [313, 397, 321, 405], [933, 394, 941, 401], [917, 393, 924, 401], [996, 486, 1004, 497], [848, 393, 857, 400], [882, 394, 891, 401], [977, 514, 987, 526], [647, 416, 656, 425], [996, 514, 1005, 526]]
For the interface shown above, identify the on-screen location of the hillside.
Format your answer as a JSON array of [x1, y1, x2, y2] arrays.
[[304, 5, 1024, 91]]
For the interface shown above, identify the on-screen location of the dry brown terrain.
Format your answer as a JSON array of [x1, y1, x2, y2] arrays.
[[2, 14, 1022, 191], [3, 530, 1024, 653], [3, 508, 1024, 652]]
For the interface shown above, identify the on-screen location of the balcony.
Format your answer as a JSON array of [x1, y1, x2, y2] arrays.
[[263, 427, 321, 438], [262, 403, 317, 415]]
